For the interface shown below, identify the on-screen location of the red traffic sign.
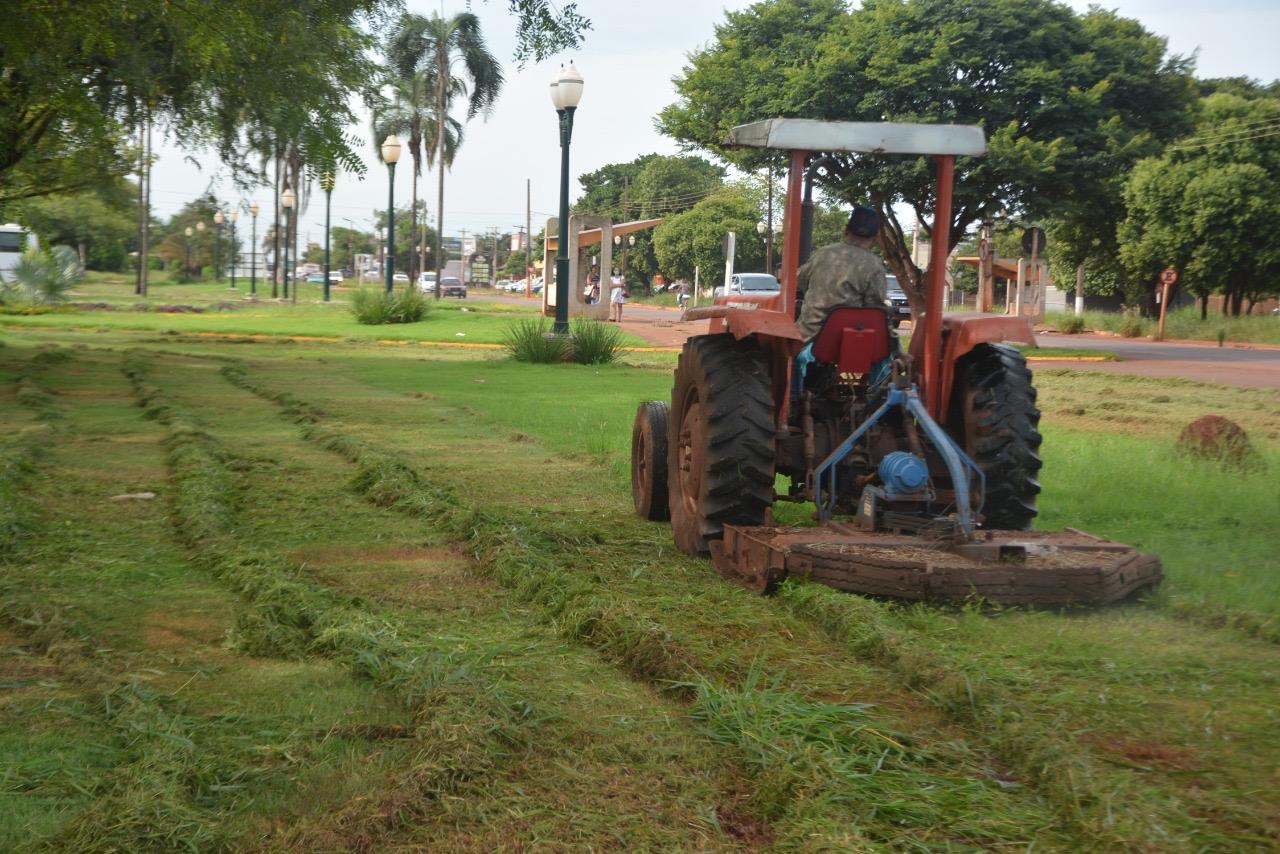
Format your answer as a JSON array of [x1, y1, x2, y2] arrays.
[[1160, 267, 1179, 286]]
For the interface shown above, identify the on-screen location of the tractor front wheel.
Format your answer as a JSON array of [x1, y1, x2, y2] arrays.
[[950, 343, 1043, 530], [631, 400, 670, 521], [668, 335, 775, 555]]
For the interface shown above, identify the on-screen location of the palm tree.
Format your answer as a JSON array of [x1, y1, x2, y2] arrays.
[[373, 70, 464, 282], [386, 12, 502, 297]]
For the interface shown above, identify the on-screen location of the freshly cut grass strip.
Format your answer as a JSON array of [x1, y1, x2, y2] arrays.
[[221, 362, 1086, 848], [122, 352, 540, 838]]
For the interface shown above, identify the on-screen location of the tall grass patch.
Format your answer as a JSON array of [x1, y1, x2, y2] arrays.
[[349, 288, 430, 325], [571, 318, 626, 364], [501, 317, 568, 362], [1039, 425, 1279, 626]]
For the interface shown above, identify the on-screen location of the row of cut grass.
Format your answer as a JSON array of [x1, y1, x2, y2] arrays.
[[225, 357, 1242, 849], [129, 348, 757, 849]]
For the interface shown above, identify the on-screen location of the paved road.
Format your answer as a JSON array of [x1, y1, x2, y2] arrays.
[[476, 293, 1280, 389], [1031, 332, 1280, 389]]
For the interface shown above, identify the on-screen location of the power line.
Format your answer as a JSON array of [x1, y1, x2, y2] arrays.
[[1172, 125, 1280, 151], [1178, 114, 1280, 144]]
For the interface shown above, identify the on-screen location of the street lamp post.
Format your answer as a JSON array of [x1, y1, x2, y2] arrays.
[[320, 170, 335, 302], [550, 63, 584, 333], [195, 220, 205, 275], [249, 203, 260, 296], [213, 211, 224, 282], [229, 210, 238, 290], [282, 186, 296, 303], [184, 226, 193, 274], [381, 134, 401, 294]]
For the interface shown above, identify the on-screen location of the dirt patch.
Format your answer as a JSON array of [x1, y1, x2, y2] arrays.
[[290, 544, 463, 566], [1176, 415, 1260, 469], [143, 610, 226, 651], [1090, 736, 1200, 771], [716, 805, 774, 848]]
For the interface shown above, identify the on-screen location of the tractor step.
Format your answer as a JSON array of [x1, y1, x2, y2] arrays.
[[708, 523, 1162, 605]]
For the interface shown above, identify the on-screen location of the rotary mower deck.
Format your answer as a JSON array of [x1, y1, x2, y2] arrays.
[[710, 523, 1163, 604]]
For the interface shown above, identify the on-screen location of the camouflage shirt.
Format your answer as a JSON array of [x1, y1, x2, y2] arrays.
[[795, 240, 888, 339]]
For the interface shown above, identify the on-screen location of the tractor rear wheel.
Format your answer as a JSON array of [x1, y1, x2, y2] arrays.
[[668, 335, 775, 555], [631, 400, 670, 521], [950, 343, 1043, 530]]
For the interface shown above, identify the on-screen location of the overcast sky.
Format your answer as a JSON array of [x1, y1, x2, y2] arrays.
[[146, 0, 1280, 247]]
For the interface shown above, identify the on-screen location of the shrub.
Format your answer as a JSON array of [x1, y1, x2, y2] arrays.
[[1057, 314, 1086, 334], [571, 319, 627, 364], [350, 288, 430, 325], [4, 245, 83, 305], [1118, 310, 1146, 338], [502, 318, 569, 363]]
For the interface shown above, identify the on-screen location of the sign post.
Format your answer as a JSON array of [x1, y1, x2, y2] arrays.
[[1157, 267, 1178, 341]]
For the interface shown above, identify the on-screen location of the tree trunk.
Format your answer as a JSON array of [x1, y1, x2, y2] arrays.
[[1199, 293, 1208, 320], [409, 160, 418, 282], [434, 49, 446, 300]]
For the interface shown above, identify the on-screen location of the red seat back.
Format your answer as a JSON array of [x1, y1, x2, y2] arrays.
[[810, 307, 891, 376]]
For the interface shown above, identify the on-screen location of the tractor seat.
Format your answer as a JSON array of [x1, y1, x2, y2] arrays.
[[810, 307, 892, 376]]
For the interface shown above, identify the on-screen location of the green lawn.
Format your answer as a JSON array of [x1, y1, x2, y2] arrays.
[[4, 274, 649, 347], [1, 321, 1277, 850]]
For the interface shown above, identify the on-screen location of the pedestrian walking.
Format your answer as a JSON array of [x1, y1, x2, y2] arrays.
[[609, 268, 627, 322]]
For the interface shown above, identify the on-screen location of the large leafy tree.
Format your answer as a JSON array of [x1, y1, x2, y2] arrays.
[[659, 0, 1196, 317], [575, 154, 725, 289], [387, 12, 503, 296], [1119, 93, 1280, 317], [653, 187, 765, 282], [16, 185, 137, 272]]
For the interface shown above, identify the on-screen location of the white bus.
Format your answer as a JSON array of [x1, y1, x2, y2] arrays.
[[0, 223, 36, 284]]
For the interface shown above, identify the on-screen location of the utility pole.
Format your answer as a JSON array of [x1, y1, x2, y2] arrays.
[[460, 228, 467, 282], [490, 227, 498, 289], [766, 162, 775, 275], [525, 178, 533, 298]]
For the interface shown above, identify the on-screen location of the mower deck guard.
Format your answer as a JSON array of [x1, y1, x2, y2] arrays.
[[709, 523, 1163, 605]]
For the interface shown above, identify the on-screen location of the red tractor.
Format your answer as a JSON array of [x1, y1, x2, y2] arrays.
[[631, 119, 1160, 604]]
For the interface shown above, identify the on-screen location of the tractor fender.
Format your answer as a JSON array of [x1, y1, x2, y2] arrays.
[[938, 314, 1036, 411], [680, 305, 805, 431]]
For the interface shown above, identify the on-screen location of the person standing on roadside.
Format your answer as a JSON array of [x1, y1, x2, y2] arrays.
[[609, 267, 627, 322]]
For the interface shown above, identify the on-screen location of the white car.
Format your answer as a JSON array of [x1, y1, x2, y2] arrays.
[[392, 272, 409, 284], [328, 271, 344, 284], [417, 272, 437, 293], [714, 273, 780, 299]]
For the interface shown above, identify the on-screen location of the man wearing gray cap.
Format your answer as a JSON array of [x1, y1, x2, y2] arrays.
[[795, 206, 888, 340]]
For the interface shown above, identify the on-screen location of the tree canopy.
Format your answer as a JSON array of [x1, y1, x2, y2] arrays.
[[1119, 92, 1280, 316], [653, 186, 765, 282], [658, 0, 1196, 313]]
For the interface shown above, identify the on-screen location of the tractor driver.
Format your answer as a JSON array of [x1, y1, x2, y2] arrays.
[[795, 206, 887, 340]]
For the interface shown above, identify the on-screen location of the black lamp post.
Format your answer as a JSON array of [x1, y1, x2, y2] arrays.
[[213, 210, 224, 282], [229, 209, 238, 290], [249, 202, 260, 296], [195, 220, 205, 275], [282, 185, 296, 303], [184, 226, 193, 274], [550, 63, 584, 334], [381, 134, 401, 294]]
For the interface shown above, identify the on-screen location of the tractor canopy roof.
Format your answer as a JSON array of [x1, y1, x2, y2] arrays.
[[725, 119, 985, 157]]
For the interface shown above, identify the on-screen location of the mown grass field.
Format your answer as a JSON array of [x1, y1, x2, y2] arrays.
[[1, 288, 1277, 851]]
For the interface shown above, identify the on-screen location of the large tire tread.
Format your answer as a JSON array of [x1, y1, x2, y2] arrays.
[[668, 335, 776, 555], [951, 343, 1043, 530]]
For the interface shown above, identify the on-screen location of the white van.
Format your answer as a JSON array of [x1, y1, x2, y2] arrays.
[[417, 271, 437, 294], [0, 224, 35, 284]]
